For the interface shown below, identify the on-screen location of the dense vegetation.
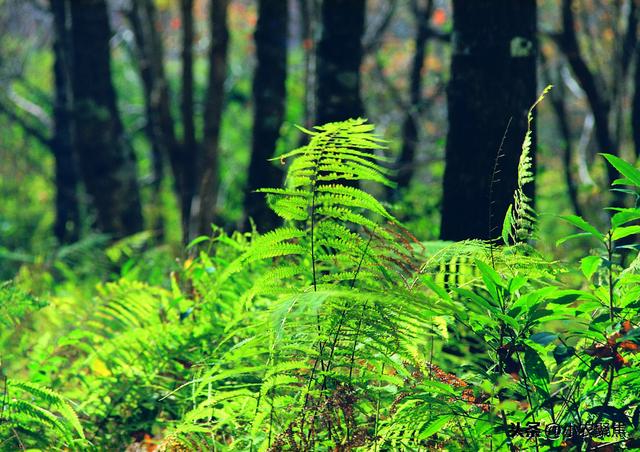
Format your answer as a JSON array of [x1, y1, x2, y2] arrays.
[[2, 0, 640, 451], [2, 114, 639, 450]]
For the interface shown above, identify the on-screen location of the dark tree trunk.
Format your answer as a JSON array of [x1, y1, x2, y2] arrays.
[[634, 40, 640, 158], [440, 0, 537, 241], [299, 0, 316, 132], [557, 0, 617, 183], [69, 0, 143, 239], [128, 0, 179, 239], [543, 56, 583, 218], [51, 0, 80, 244], [395, 0, 433, 192], [244, 0, 288, 231], [194, 0, 229, 237], [316, 0, 366, 125], [180, 0, 199, 241]]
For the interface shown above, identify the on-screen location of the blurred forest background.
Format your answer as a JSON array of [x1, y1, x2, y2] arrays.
[[1, 0, 639, 277]]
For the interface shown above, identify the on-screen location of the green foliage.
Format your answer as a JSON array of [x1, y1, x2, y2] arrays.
[[0, 280, 47, 329], [1, 119, 639, 450], [0, 379, 86, 450], [502, 85, 552, 245]]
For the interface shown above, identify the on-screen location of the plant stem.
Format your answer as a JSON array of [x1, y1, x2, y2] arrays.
[[607, 231, 614, 321]]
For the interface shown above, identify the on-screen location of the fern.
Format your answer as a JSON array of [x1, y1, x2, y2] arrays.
[[157, 119, 443, 450], [163, 118, 569, 450], [0, 378, 85, 449], [0, 280, 47, 328], [502, 85, 553, 245]]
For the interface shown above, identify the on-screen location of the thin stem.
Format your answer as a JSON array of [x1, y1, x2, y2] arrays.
[[607, 231, 614, 321], [373, 362, 384, 452], [267, 390, 274, 448], [514, 350, 540, 452], [347, 235, 374, 381], [0, 375, 7, 422], [310, 188, 318, 291], [489, 116, 513, 264]]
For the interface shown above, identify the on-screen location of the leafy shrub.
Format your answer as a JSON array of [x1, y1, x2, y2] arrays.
[[1, 115, 639, 451]]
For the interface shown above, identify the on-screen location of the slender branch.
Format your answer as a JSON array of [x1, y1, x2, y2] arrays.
[[489, 117, 513, 253], [347, 234, 375, 381], [541, 52, 584, 217], [556, 0, 619, 196], [7, 89, 52, 130], [621, 0, 638, 80], [363, 0, 397, 55], [0, 98, 52, 148]]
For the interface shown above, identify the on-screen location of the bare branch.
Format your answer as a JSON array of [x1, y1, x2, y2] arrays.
[[363, 0, 397, 55], [0, 97, 52, 148], [8, 88, 52, 130]]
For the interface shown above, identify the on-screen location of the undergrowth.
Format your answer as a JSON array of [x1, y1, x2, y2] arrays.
[[1, 112, 639, 451]]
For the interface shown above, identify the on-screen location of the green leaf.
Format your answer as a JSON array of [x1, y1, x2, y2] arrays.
[[529, 332, 557, 346], [524, 345, 549, 397], [553, 344, 575, 364], [186, 236, 210, 249], [601, 153, 640, 188], [587, 406, 631, 425], [559, 215, 604, 242], [475, 260, 504, 288], [456, 288, 499, 314], [502, 204, 513, 245], [419, 415, 453, 439], [610, 209, 640, 228], [580, 256, 602, 280], [612, 226, 640, 241], [555, 232, 593, 246], [495, 312, 520, 331]]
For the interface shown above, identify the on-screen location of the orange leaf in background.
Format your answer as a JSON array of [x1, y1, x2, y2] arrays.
[[170, 17, 181, 30], [619, 341, 639, 351], [144, 434, 156, 452], [432, 8, 446, 26], [303, 38, 313, 51]]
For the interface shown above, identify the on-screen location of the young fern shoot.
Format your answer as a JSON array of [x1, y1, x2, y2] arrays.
[[502, 85, 553, 245]]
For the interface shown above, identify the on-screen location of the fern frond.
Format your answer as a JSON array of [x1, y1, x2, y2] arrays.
[[503, 85, 552, 244]]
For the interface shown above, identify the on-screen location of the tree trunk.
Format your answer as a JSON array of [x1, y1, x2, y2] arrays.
[[244, 0, 288, 231], [69, 0, 143, 239], [299, 0, 317, 132], [543, 56, 583, 218], [396, 0, 433, 192], [440, 0, 537, 241], [51, 0, 80, 244], [316, 0, 366, 125], [180, 0, 199, 242], [634, 39, 640, 158], [194, 0, 229, 237], [556, 0, 620, 202], [128, 0, 180, 239]]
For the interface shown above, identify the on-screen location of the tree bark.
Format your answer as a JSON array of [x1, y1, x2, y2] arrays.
[[244, 0, 288, 231], [69, 0, 143, 238], [194, 0, 229, 237], [128, 0, 179, 239], [316, 0, 366, 125], [298, 0, 317, 132], [440, 0, 537, 241], [556, 0, 619, 194], [543, 57, 583, 218], [395, 0, 433, 192], [634, 16, 640, 158], [51, 0, 81, 243], [180, 0, 199, 241]]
